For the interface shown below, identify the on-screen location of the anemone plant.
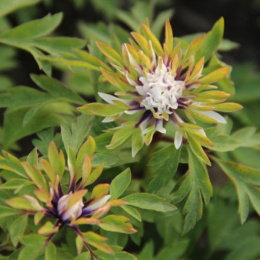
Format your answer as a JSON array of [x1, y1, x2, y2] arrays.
[[1, 137, 139, 258]]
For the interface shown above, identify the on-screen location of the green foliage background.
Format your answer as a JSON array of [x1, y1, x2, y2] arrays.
[[0, 0, 260, 259]]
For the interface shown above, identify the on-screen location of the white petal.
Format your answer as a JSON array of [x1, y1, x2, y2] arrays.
[[124, 44, 142, 74], [125, 72, 137, 86], [136, 85, 146, 96], [102, 116, 117, 123], [125, 109, 140, 115], [98, 92, 117, 104], [98, 92, 128, 105], [156, 120, 166, 134], [174, 130, 183, 149], [140, 117, 150, 134], [85, 195, 111, 212], [194, 128, 206, 137], [199, 110, 227, 124]]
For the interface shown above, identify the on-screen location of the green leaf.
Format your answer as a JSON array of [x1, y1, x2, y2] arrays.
[[0, 178, 30, 191], [38, 221, 59, 236], [61, 115, 94, 154], [0, 13, 62, 44], [96, 42, 124, 66], [187, 134, 211, 165], [208, 196, 260, 260], [95, 246, 137, 260], [32, 128, 62, 156], [76, 136, 96, 171], [218, 39, 240, 51], [10, 215, 28, 247], [18, 246, 44, 260], [173, 148, 213, 234], [6, 196, 43, 211], [0, 206, 20, 219], [31, 74, 84, 105], [83, 232, 114, 255], [33, 37, 85, 55], [204, 135, 240, 152], [0, 151, 27, 178], [27, 147, 39, 166], [155, 239, 189, 260], [99, 215, 136, 234], [120, 205, 142, 222], [122, 193, 176, 212], [138, 241, 154, 260], [232, 147, 260, 169], [74, 252, 91, 260], [199, 67, 230, 84], [213, 157, 260, 223], [3, 106, 69, 149], [106, 127, 135, 150], [110, 168, 131, 199], [232, 127, 260, 147], [45, 242, 56, 260], [131, 127, 144, 157], [0, 0, 40, 18], [195, 17, 224, 62], [20, 234, 46, 246], [232, 63, 260, 103], [85, 163, 104, 186], [48, 141, 65, 179], [148, 144, 180, 193], [78, 103, 125, 117]]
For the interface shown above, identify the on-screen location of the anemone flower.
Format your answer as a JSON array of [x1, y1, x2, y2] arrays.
[[79, 18, 242, 164]]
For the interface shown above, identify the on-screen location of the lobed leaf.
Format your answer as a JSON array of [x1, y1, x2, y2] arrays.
[[173, 148, 212, 234], [148, 144, 180, 193], [213, 157, 260, 223]]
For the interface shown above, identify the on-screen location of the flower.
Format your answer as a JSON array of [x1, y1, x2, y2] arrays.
[[79, 18, 242, 164], [4, 137, 136, 258]]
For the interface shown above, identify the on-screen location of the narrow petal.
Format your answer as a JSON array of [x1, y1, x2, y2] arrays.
[[84, 195, 111, 212], [198, 110, 227, 124], [174, 130, 183, 149], [102, 116, 118, 123], [98, 92, 129, 105], [156, 119, 166, 134]]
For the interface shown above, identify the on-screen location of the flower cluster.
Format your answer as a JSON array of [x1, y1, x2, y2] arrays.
[[79, 18, 242, 164], [3, 137, 136, 258]]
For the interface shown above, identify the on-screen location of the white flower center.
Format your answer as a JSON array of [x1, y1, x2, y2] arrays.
[[136, 63, 185, 115]]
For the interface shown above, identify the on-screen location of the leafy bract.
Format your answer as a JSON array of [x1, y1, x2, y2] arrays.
[[213, 157, 260, 223], [148, 144, 180, 193], [173, 147, 213, 234]]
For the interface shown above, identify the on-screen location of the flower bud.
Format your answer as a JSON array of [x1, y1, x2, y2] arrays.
[[58, 192, 84, 221]]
